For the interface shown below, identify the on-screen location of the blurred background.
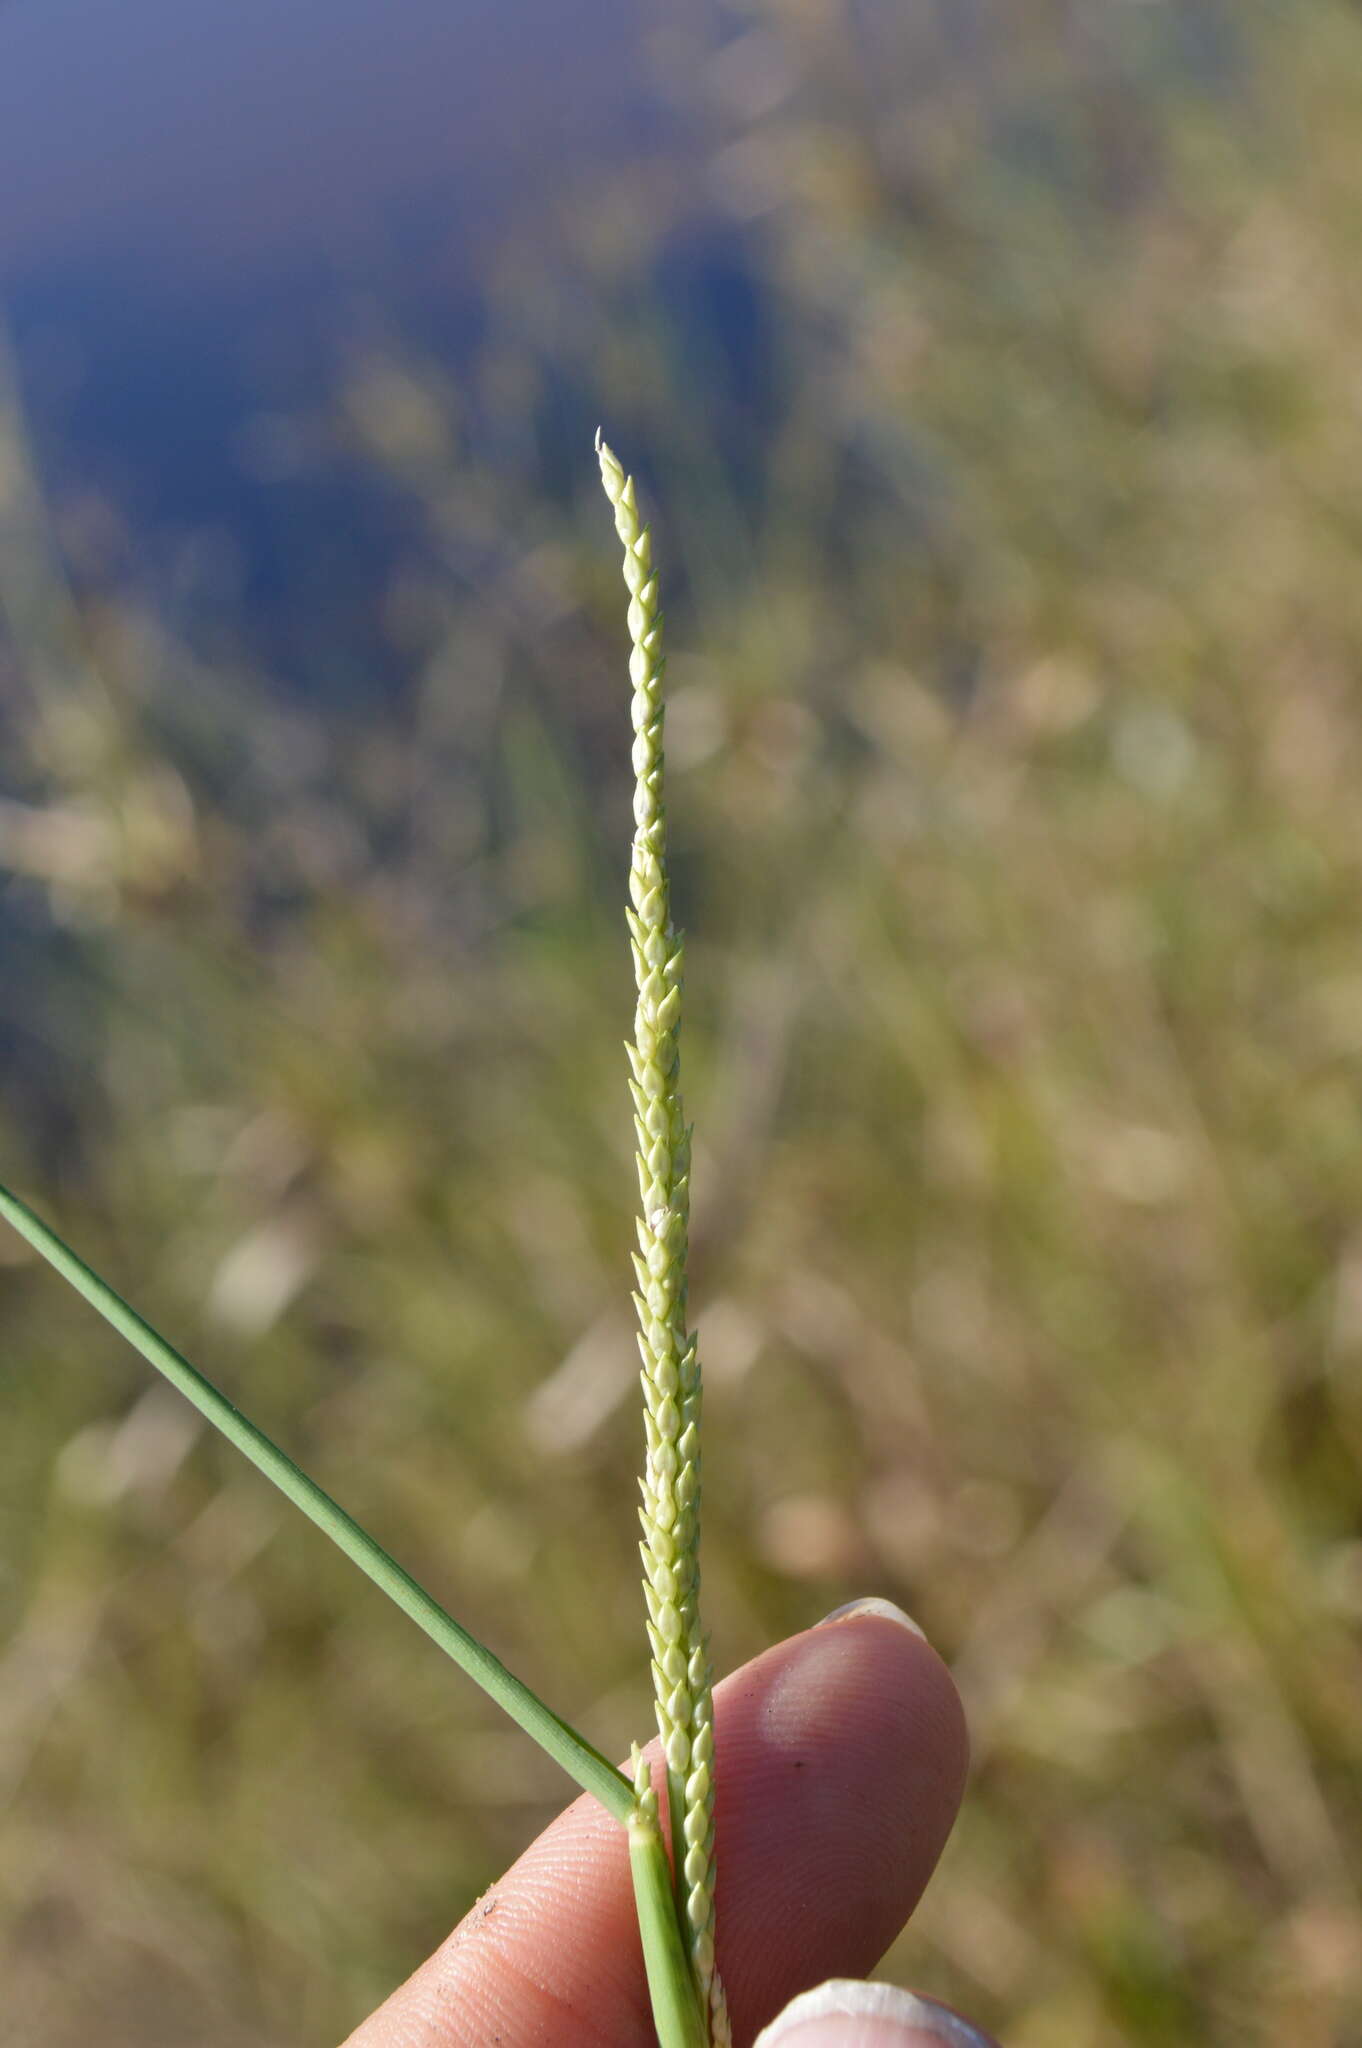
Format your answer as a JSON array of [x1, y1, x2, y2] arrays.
[[3, 2, 1361, 2043]]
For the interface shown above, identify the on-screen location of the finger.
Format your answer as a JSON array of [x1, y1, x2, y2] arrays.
[[753, 1981, 1000, 2047], [345, 1603, 969, 2047]]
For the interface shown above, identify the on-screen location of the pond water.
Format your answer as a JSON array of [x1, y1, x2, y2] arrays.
[[0, 0, 680, 683]]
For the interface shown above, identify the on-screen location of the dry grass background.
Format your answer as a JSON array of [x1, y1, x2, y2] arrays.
[[3, 5, 1362, 2043]]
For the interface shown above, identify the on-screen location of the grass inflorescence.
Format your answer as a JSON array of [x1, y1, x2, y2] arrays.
[[598, 432, 728, 2045]]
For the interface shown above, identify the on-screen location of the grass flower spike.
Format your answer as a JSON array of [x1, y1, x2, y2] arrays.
[[597, 432, 730, 2047]]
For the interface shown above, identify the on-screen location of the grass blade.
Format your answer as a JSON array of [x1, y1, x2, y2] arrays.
[[0, 1180, 634, 1823]]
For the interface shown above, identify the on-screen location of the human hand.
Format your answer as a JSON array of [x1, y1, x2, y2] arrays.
[[345, 1600, 997, 2047]]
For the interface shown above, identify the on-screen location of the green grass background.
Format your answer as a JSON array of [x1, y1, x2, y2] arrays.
[[3, 5, 1362, 2043]]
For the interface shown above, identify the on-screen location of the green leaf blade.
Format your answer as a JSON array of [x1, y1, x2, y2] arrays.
[[0, 1180, 634, 1824]]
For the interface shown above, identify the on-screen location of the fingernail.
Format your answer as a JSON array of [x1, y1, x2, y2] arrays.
[[753, 1980, 999, 2046], [814, 1596, 927, 1643]]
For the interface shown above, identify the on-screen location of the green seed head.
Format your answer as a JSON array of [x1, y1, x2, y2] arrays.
[[598, 434, 727, 2042]]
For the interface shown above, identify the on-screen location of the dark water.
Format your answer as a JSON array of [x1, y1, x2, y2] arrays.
[[1, 0, 1243, 698], [0, 0, 680, 689], [2, 0, 646, 277]]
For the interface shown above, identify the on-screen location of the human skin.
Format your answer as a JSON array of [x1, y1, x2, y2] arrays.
[[343, 1607, 994, 2048]]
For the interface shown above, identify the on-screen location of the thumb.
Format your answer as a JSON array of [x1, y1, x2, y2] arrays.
[[345, 1603, 968, 2045], [753, 1981, 1001, 2047]]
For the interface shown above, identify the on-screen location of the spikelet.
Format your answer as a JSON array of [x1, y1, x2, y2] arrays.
[[597, 432, 726, 2040], [630, 1741, 660, 1835]]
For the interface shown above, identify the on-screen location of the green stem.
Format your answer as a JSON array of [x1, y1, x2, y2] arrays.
[[0, 1180, 634, 1825], [629, 1807, 710, 2048]]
